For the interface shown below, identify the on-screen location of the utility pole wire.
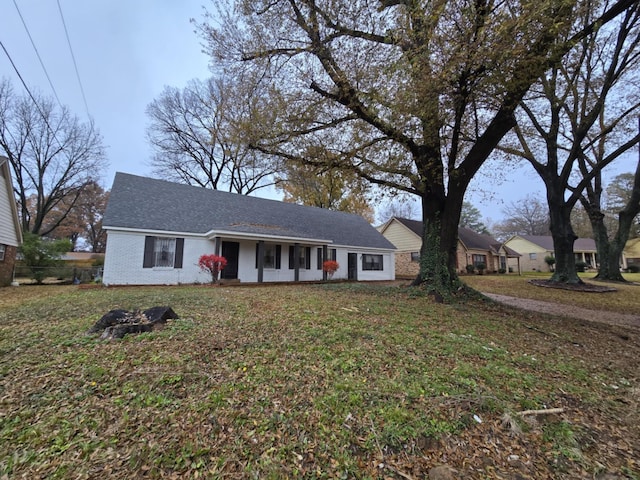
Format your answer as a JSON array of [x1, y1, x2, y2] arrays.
[[12, 0, 64, 111], [0, 39, 66, 153], [56, 0, 91, 117]]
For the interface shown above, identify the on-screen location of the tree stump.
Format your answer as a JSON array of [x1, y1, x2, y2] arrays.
[[88, 306, 179, 340]]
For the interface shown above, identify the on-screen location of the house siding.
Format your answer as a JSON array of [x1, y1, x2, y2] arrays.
[[0, 170, 20, 247], [103, 231, 394, 285], [505, 237, 550, 272], [380, 221, 422, 252]]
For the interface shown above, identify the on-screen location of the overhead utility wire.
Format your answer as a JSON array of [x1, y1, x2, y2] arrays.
[[0, 39, 66, 152], [12, 0, 64, 111], [56, 0, 90, 117]]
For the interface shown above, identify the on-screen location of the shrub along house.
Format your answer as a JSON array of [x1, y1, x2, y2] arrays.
[[0, 156, 22, 287], [377, 216, 520, 277], [102, 173, 395, 285]]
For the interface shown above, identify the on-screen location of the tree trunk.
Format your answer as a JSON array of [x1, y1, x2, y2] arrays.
[[548, 199, 582, 284], [412, 192, 464, 297], [585, 207, 627, 282]]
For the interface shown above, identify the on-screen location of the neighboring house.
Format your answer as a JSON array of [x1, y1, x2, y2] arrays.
[[102, 173, 395, 285], [377, 217, 520, 277], [622, 238, 640, 270], [0, 156, 23, 287], [504, 235, 597, 272]]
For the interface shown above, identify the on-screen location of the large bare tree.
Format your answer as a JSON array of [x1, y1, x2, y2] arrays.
[[146, 76, 278, 194], [502, 1, 640, 283], [0, 79, 106, 236], [493, 195, 550, 240], [199, 0, 636, 295]]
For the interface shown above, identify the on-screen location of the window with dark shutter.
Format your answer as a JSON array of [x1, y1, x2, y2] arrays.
[[317, 248, 323, 270], [143, 236, 154, 268], [174, 238, 184, 268], [289, 245, 294, 269], [305, 247, 311, 269], [143, 236, 183, 268]]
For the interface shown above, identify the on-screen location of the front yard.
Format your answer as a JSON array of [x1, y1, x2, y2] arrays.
[[1, 281, 638, 478]]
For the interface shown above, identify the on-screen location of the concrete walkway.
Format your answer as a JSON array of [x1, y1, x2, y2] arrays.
[[483, 293, 640, 329]]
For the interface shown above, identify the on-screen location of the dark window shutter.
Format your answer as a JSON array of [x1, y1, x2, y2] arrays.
[[317, 248, 322, 270], [143, 236, 154, 268], [305, 247, 311, 270], [289, 245, 294, 269], [255, 243, 259, 268], [275, 245, 281, 269], [174, 238, 184, 268]]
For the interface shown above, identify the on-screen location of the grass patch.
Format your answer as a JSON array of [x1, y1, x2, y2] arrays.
[[0, 283, 638, 478]]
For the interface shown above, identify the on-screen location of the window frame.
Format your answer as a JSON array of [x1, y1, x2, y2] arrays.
[[257, 243, 281, 269], [0, 244, 5, 262], [362, 254, 383, 271], [472, 254, 487, 267], [143, 236, 184, 269], [289, 245, 311, 270]]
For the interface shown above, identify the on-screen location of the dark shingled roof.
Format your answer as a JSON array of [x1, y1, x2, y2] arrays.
[[519, 235, 596, 251], [104, 173, 395, 250], [392, 217, 520, 257]]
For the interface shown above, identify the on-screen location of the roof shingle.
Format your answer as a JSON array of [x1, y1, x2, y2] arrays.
[[104, 173, 395, 250]]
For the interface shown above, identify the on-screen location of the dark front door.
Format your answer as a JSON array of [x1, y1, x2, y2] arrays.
[[348, 253, 358, 280], [221, 242, 239, 279]]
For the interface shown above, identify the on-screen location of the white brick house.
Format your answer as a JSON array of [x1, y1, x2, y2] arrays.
[[102, 173, 395, 285]]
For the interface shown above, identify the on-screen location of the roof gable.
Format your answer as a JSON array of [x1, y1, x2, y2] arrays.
[[104, 173, 395, 250]]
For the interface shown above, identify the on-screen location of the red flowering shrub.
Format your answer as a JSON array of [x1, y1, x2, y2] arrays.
[[198, 254, 227, 284], [322, 260, 339, 279]]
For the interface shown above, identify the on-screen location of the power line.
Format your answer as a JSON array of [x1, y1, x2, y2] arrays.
[[12, 0, 64, 111], [56, 0, 90, 117], [0, 39, 66, 152]]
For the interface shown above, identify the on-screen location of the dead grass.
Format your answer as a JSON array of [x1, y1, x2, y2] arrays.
[[1, 283, 639, 479], [463, 272, 640, 314]]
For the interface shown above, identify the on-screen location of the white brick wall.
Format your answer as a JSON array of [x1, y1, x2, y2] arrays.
[[103, 231, 212, 285], [103, 231, 395, 285]]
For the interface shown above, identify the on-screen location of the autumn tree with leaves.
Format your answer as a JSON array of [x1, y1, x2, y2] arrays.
[[276, 162, 374, 223], [199, 0, 637, 295]]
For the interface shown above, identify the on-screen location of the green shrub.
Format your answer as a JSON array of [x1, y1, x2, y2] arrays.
[[498, 268, 506, 274], [465, 264, 475, 274], [18, 233, 72, 284], [575, 261, 588, 272], [627, 264, 640, 273], [544, 255, 556, 271]]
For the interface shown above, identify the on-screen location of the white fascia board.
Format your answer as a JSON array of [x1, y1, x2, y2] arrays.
[[205, 229, 332, 245], [332, 244, 397, 252]]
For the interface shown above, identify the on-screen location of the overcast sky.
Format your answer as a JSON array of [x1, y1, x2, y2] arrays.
[[1, 1, 635, 225]]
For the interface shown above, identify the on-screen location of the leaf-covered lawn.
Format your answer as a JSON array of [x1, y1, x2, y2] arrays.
[[1, 283, 638, 479]]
